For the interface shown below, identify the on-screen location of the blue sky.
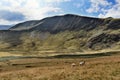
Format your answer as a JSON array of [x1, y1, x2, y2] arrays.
[[0, 0, 120, 25]]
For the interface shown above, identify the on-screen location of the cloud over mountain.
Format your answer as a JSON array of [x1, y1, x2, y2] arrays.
[[0, 10, 25, 21], [0, 0, 120, 25]]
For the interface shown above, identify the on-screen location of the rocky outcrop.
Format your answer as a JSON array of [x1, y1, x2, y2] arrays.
[[87, 33, 120, 50]]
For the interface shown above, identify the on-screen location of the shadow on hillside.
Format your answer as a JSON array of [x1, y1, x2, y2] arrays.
[[0, 51, 120, 61]]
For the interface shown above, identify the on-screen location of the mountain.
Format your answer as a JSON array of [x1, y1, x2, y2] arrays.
[[10, 14, 104, 32], [0, 14, 120, 52], [0, 25, 12, 30]]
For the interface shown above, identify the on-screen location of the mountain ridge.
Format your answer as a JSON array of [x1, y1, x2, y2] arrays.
[[0, 14, 120, 52], [9, 14, 104, 31]]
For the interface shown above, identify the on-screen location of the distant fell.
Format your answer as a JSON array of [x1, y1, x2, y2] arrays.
[[0, 14, 119, 52], [10, 14, 120, 32], [0, 25, 12, 30]]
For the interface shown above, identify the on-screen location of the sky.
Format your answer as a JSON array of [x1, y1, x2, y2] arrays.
[[0, 0, 120, 25]]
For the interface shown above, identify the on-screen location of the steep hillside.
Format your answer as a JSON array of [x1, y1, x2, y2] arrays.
[[0, 14, 120, 52], [9, 21, 40, 31], [9, 15, 106, 32]]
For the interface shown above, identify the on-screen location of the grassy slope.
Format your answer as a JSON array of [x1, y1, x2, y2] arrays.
[[0, 29, 119, 56], [17, 29, 120, 52]]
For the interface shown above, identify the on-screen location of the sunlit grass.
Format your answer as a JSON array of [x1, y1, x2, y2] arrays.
[[0, 52, 22, 57], [0, 55, 120, 80]]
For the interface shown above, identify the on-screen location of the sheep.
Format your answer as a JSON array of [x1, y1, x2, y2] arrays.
[[71, 63, 76, 67], [79, 61, 85, 66]]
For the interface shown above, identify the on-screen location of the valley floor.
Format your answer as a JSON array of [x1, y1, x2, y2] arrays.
[[0, 53, 120, 80]]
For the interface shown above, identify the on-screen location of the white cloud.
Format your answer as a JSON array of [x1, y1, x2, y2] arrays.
[[45, 0, 71, 3], [116, 0, 120, 4], [98, 0, 120, 18], [0, 19, 23, 25], [0, 0, 67, 24], [86, 0, 112, 13]]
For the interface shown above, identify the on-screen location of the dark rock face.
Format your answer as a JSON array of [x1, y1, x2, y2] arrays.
[[87, 33, 120, 50], [30, 15, 104, 33], [107, 19, 120, 29]]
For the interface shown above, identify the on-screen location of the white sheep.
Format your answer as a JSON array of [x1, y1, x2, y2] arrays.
[[71, 63, 76, 67], [79, 61, 85, 66]]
